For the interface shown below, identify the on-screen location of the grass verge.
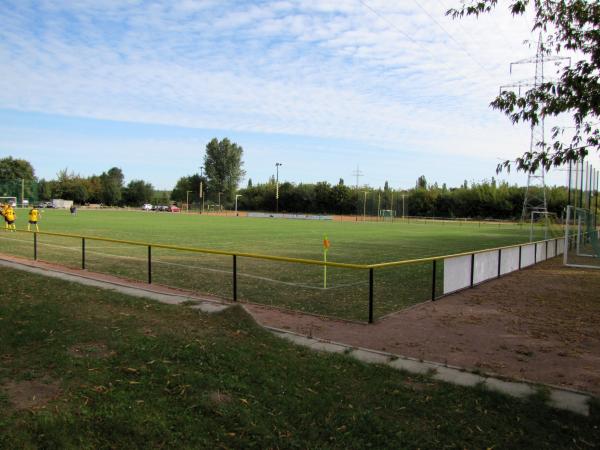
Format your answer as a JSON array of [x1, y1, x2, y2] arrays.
[[0, 266, 597, 448]]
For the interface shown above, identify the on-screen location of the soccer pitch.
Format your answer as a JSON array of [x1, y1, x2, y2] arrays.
[[2, 209, 552, 321]]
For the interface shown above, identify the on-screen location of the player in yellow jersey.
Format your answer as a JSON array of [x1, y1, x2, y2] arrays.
[[5, 205, 16, 232], [1, 203, 8, 230], [28, 205, 40, 231]]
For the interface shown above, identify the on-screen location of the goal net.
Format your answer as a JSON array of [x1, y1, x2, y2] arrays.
[[379, 209, 395, 221], [563, 206, 600, 269], [0, 196, 17, 207], [529, 211, 563, 242]]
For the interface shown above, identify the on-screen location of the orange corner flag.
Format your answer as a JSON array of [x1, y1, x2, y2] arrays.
[[323, 236, 330, 251]]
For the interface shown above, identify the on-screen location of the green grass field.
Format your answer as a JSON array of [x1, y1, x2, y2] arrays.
[[1, 209, 558, 321], [1, 266, 597, 448]]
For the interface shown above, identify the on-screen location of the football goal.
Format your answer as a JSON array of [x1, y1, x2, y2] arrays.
[[0, 196, 17, 207], [529, 210, 562, 242], [379, 209, 395, 221], [563, 206, 600, 269]]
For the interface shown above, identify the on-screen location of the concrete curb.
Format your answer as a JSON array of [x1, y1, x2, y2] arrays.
[[266, 326, 592, 416]]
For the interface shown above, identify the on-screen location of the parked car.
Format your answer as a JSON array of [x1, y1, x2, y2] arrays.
[[168, 205, 180, 212], [142, 203, 152, 211]]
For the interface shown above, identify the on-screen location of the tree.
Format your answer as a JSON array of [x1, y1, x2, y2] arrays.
[[416, 175, 427, 190], [171, 175, 202, 204], [123, 180, 154, 206], [99, 167, 124, 205], [54, 169, 88, 204], [204, 138, 245, 202], [0, 156, 35, 180], [38, 178, 53, 201], [448, 1, 599, 172]]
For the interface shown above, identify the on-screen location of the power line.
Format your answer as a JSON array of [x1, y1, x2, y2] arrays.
[[435, 0, 522, 56], [356, 0, 422, 47], [411, 0, 494, 77], [358, 0, 495, 79]]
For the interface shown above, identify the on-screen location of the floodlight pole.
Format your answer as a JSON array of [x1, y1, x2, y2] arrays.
[[275, 162, 282, 213], [235, 194, 242, 216], [402, 194, 406, 219], [377, 192, 381, 221], [594, 173, 600, 229], [567, 161, 572, 206], [580, 157, 584, 208], [363, 191, 368, 221], [186, 190, 193, 212], [199, 166, 204, 214]]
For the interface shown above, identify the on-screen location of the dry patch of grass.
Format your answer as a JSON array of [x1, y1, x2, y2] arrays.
[[2, 378, 62, 411]]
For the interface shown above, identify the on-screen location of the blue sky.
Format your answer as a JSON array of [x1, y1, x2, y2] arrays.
[[0, 0, 593, 190]]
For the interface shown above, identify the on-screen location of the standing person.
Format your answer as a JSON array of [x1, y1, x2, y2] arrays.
[[28, 205, 40, 232], [2, 203, 9, 231], [4, 204, 16, 232]]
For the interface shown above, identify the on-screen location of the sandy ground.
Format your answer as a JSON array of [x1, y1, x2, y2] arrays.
[[2, 253, 599, 395]]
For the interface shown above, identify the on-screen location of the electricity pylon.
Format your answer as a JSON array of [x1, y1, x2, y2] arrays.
[[499, 32, 569, 221]]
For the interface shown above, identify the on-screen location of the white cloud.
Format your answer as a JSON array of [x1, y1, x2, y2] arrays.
[[0, 0, 587, 188]]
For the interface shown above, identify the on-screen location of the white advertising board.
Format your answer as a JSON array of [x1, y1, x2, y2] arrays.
[[443, 254, 472, 295], [473, 250, 499, 284], [547, 240, 556, 258], [520, 244, 535, 267], [557, 239, 565, 255], [536, 242, 547, 261], [500, 247, 520, 275], [247, 212, 332, 220]]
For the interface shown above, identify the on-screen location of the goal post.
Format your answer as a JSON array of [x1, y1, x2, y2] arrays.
[[529, 210, 562, 242], [563, 206, 600, 269], [379, 209, 395, 221], [0, 196, 17, 207]]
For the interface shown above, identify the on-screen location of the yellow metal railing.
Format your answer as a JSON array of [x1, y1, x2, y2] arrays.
[[2, 229, 565, 323]]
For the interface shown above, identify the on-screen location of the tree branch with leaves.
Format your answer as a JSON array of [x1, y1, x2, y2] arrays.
[[447, 0, 599, 173]]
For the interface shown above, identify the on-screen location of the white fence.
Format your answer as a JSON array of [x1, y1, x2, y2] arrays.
[[443, 238, 563, 295], [247, 212, 333, 220]]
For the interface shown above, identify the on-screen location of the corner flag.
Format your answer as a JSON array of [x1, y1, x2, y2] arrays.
[[323, 235, 330, 288]]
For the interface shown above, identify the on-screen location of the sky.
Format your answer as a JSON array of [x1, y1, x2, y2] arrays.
[[0, 0, 596, 190]]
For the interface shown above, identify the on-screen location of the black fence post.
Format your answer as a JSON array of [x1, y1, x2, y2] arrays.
[[81, 238, 85, 269], [368, 268, 374, 324], [33, 232, 37, 261], [148, 245, 152, 284], [497, 248, 502, 278], [518, 245, 522, 269], [431, 259, 437, 301], [233, 255, 237, 301], [470, 253, 475, 287], [534, 243, 537, 264], [555, 238, 558, 256]]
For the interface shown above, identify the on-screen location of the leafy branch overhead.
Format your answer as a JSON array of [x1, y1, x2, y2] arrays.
[[447, 0, 599, 173]]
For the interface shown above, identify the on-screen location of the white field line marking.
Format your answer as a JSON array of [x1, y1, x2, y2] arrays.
[[0, 235, 366, 291]]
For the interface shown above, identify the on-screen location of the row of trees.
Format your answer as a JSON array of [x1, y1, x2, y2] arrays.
[[235, 177, 568, 220], [0, 157, 156, 206], [37, 168, 155, 206]]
